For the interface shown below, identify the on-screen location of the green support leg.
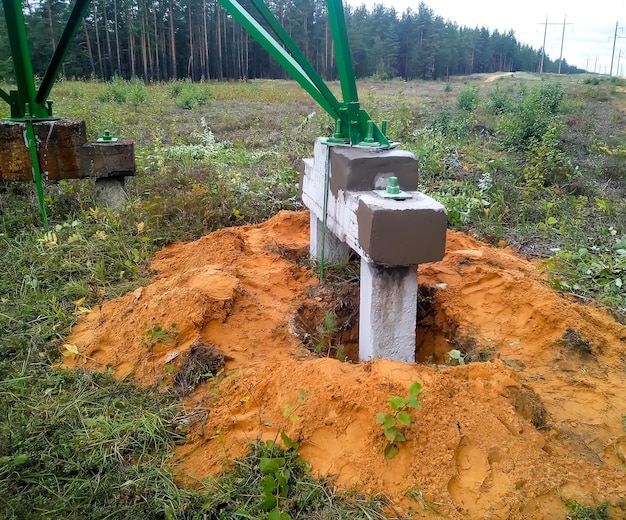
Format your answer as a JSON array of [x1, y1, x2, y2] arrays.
[[25, 119, 48, 228]]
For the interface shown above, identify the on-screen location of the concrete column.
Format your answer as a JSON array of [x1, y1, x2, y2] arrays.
[[359, 258, 417, 363], [309, 215, 350, 264], [95, 177, 127, 211]]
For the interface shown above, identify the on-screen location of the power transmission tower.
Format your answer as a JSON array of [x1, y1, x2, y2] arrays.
[[538, 16, 573, 74]]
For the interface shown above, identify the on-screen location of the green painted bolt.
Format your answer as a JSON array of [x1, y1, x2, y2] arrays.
[[363, 120, 375, 143], [386, 176, 400, 195], [333, 119, 343, 140], [102, 130, 112, 141]]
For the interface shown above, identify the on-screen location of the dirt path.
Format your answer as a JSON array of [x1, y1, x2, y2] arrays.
[[64, 211, 626, 519]]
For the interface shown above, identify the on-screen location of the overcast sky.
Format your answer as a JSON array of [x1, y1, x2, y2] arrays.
[[346, 0, 626, 74]]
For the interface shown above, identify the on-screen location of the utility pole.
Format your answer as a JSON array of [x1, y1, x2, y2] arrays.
[[538, 16, 573, 74], [558, 16, 570, 74], [609, 21, 626, 76], [610, 22, 618, 76], [540, 16, 548, 74], [586, 56, 599, 73]]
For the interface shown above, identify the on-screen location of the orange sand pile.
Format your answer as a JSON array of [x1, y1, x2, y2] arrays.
[[65, 210, 626, 519]]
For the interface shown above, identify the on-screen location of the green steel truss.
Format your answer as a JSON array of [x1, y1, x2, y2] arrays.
[[0, 0, 390, 223]]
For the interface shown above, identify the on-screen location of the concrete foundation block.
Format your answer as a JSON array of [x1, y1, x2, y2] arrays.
[[80, 139, 136, 178], [310, 216, 350, 264], [95, 177, 127, 210], [0, 119, 136, 181], [301, 137, 446, 363], [359, 258, 417, 362], [0, 119, 86, 181], [329, 144, 418, 195], [357, 193, 447, 266]]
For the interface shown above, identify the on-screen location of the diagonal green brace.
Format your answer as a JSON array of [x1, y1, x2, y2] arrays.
[[246, 0, 344, 122], [37, 0, 92, 106], [219, 0, 340, 122], [326, 0, 359, 105]]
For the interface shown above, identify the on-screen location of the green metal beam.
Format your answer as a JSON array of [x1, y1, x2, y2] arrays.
[[37, 0, 92, 105], [326, 0, 359, 105], [246, 0, 343, 121], [2, 0, 48, 119], [219, 0, 340, 122], [218, 0, 390, 147], [25, 117, 48, 226], [0, 87, 10, 104]]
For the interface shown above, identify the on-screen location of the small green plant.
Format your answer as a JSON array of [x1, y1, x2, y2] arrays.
[[564, 498, 610, 520], [175, 80, 210, 109], [314, 310, 340, 356], [486, 84, 513, 115], [446, 349, 466, 365], [142, 323, 177, 349], [259, 441, 294, 519], [98, 76, 146, 106], [376, 381, 424, 459]]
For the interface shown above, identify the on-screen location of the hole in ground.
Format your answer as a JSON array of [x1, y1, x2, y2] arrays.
[[292, 277, 494, 366], [291, 279, 360, 362]]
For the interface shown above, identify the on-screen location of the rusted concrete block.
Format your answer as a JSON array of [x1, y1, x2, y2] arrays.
[[0, 119, 136, 181], [80, 139, 136, 178], [0, 119, 86, 181]]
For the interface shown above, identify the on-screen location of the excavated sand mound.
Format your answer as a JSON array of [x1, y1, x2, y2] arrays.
[[65, 210, 626, 519]]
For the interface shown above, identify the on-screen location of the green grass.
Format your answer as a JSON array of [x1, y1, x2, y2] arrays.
[[564, 499, 611, 520], [1, 76, 626, 518]]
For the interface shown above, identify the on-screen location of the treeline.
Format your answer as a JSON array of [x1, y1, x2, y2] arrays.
[[0, 0, 584, 83]]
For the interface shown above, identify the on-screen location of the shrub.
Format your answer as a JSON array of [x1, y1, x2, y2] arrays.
[[126, 77, 147, 106], [98, 76, 147, 106], [486, 84, 514, 115], [496, 82, 564, 151], [523, 124, 573, 192], [456, 85, 480, 112], [174, 80, 210, 110], [98, 76, 128, 103]]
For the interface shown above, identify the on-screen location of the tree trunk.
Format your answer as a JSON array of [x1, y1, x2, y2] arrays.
[[169, 0, 177, 79], [103, 0, 113, 78], [154, 5, 161, 80], [140, 2, 148, 80], [188, 1, 194, 79], [143, 0, 153, 80], [93, 2, 105, 79], [128, 5, 136, 77], [113, 0, 122, 76], [216, 2, 223, 80], [203, 0, 209, 79], [82, 19, 96, 77]]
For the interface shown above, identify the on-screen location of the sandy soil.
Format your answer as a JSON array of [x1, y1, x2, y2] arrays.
[[64, 210, 626, 519]]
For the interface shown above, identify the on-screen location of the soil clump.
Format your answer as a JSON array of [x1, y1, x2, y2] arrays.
[[64, 210, 626, 519]]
